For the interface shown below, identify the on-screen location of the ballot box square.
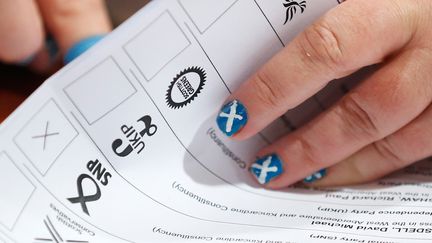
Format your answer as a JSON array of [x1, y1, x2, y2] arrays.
[[178, 0, 238, 33], [124, 11, 191, 81], [14, 100, 78, 176], [0, 152, 35, 230], [64, 57, 137, 125]]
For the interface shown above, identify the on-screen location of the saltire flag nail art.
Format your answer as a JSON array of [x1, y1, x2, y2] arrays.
[[250, 154, 284, 185], [304, 169, 327, 183], [217, 100, 248, 137]]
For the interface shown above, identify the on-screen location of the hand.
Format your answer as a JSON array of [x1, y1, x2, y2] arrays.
[[216, 0, 432, 188], [0, 0, 111, 72]]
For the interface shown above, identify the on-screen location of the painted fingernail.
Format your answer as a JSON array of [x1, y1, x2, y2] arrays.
[[250, 154, 284, 185], [45, 37, 59, 62], [64, 34, 105, 64], [216, 99, 248, 137], [17, 54, 36, 66], [304, 169, 327, 183], [17, 37, 59, 66]]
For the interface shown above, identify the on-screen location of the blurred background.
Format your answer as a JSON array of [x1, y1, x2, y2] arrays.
[[0, 0, 150, 122]]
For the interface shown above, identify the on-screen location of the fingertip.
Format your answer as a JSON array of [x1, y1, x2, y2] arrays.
[[216, 99, 249, 138], [249, 154, 285, 186], [17, 53, 37, 66], [63, 34, 105, 64], [303, 168, 328, 184], [303, 162, 359, 188], [17, 37, 59, 67], [0, 0, 44, 64], [37, 0, 112, 55], [0, 33, 44, 64]]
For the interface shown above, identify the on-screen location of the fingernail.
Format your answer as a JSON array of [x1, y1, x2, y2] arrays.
[[64, 34, 105, 64], [45, 37, 59, 62], [250, 154, 284, 185], [17, 54, 36, 66], [17, 37, 59, 66], [304, 169, 327, 183], [216, 99, 248, 137]]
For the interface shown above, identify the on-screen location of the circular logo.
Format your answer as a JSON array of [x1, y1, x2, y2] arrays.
[[166, 67, 206, 109]]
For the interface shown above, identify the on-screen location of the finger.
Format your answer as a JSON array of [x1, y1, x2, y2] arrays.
[[216, 0, 416, 139], [0, 0, 44, 63], [36, 0, 111, 58], [250, 46, 432, 188], [310, 104, 432, 187], [28, 37, 62, 73]]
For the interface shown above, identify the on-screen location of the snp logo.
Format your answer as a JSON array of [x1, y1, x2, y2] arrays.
[[112, 115, 157, 157], [67, 159, 112, 216]]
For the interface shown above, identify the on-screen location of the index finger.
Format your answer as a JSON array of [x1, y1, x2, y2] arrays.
[[37, 0, 112, 58], [0, 0, 44, 63], [216, 0, 414, 139]]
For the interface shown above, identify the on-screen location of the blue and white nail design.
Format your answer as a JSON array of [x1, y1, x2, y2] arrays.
[[216, 100, 248, 137], [250, 154, 284, 185], [304, 169, 327, 183]]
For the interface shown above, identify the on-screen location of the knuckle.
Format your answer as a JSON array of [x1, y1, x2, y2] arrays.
[[373, 138, 406, 170], [46, 0, 101, 19], [295, 136, 325, 168], [299, 20, 345, 72], [337, 94, 381, 140], [350, 161, 375, 183], [48, 2, 81, 18], [252, 69, 284, 108]]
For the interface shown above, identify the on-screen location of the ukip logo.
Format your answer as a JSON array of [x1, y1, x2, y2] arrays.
[[283, 0, 306, 24], [112, 115, 157, 157]]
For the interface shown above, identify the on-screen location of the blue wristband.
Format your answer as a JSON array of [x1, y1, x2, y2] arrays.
[[64, 35, 105, 64]]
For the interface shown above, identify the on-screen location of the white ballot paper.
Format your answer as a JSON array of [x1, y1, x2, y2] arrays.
[[2, 1, 432, 242]]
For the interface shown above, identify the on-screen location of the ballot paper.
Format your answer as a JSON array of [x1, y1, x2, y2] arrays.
[[2, 1, 432, 242]]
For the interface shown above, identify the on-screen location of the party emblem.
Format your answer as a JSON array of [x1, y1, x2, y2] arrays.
[[283, 0, 306, 24], [166, 67, 206, 109]]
